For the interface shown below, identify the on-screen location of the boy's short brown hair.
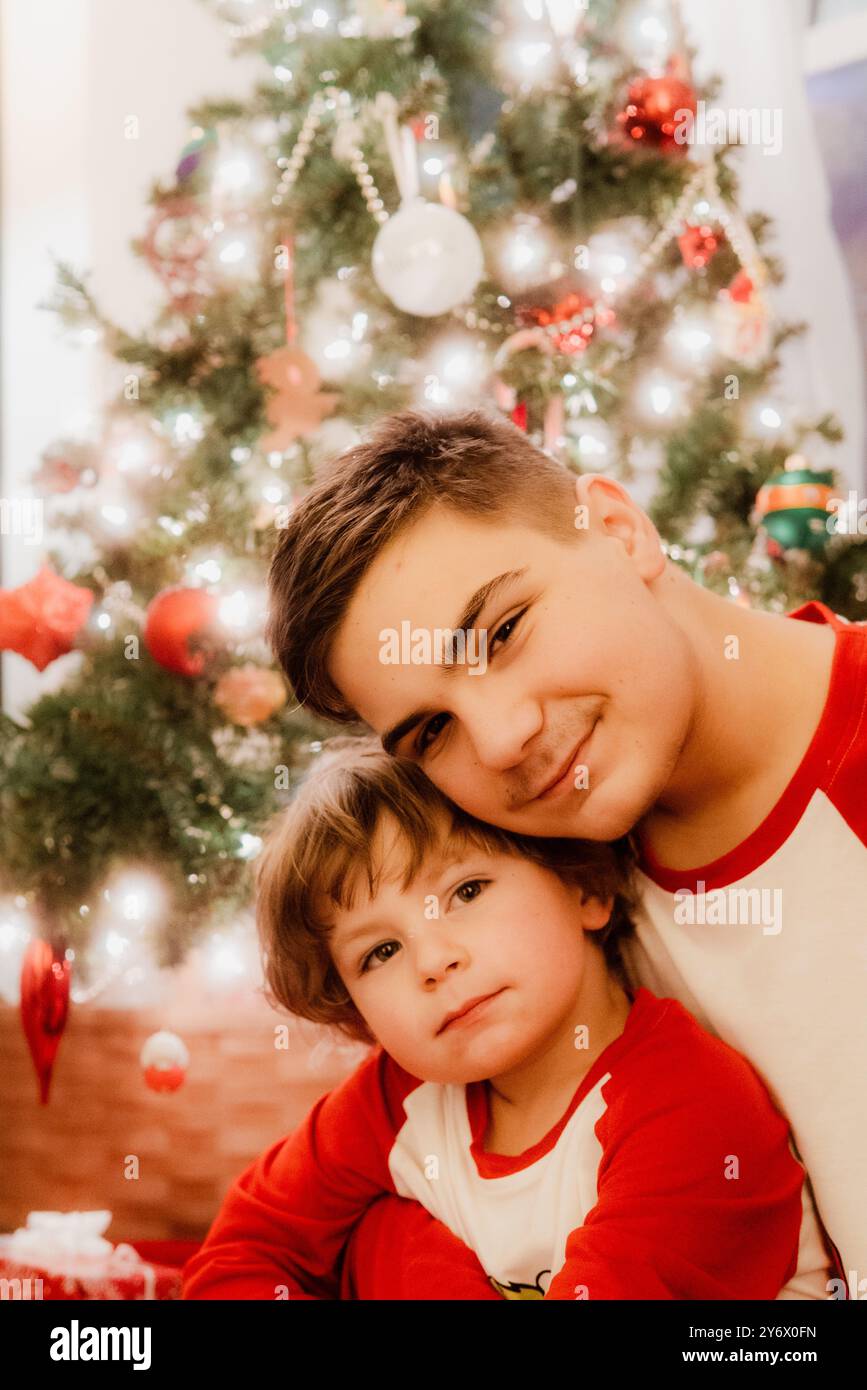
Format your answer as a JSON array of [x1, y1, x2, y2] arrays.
[[255, 736, 638, 1047], [265, 407, 580, 723]]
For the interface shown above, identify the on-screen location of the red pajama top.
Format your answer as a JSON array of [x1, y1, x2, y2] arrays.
[[621, 602, 867, 1282], [182, 987, 838, 1301]]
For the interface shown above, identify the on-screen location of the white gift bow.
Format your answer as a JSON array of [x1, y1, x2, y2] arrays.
[[5, 1210, 146, 1271], [7, 1210, 112, 1261], [1, 1210, 158, 1297]]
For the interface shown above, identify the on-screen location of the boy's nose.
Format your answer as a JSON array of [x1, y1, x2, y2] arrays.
[[410, 933, 469, 983], [463, 691, 543, 771]]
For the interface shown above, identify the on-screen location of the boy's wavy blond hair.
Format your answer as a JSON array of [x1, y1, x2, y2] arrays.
[[255, 735, 639, 1046]]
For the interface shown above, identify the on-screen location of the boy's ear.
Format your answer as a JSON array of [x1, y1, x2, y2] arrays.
[[574, 474, 666, 582], [579, 892, 614, 931]]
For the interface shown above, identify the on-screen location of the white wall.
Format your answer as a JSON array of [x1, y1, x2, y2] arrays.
[[682, 0, 865, 483], [0, 0, 261, 717]]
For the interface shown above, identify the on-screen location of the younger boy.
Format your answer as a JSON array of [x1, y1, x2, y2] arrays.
[[182, 736, 837, 1301]]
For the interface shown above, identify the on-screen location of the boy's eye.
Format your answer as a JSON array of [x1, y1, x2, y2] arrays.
[[360, 940, 400, 974], [487, 607, 526, 657], [412, 608, 527, 757], [451, 878, 488, 907], [416, 711, 451, 755]]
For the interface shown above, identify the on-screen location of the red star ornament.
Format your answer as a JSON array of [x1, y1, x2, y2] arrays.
[[0, 565, 94, 671]]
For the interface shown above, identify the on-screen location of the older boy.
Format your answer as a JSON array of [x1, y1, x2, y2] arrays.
[[265, 407, 867, 1286]]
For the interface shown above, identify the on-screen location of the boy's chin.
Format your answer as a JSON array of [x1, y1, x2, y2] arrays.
[[393, 1048, 513, 1088], [516, 789, 644, 843]]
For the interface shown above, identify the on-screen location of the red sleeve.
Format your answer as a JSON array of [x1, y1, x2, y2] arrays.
[[341, 1193, 504, 1300], [544, 1028, 805, 1300], [790, 603, 867, 845], [822, 619, 867, 846], [182, 1046, 410, 1300]]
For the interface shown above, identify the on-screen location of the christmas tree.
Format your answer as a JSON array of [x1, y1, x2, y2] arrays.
[[1, 0, 864, 1080]]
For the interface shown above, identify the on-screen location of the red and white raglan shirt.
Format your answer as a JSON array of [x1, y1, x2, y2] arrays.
[[621, 601, 866, 1292], [182, 986, 837, 1301]]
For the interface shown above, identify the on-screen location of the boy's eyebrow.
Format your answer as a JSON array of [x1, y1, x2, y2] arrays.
[[333, 919, 382, 952], [331, 847, 480, 956], [380, 567, 529, 757]]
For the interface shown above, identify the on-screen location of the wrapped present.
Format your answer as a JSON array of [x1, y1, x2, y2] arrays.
[[0, 1210, 182, 1300]]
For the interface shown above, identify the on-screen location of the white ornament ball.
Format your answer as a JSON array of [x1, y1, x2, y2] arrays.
[[140, 1029, 189, 1093], [372, 199, 484, 317]]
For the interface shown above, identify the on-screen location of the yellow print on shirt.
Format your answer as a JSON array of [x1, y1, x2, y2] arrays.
[[488, 1269, 550, 1299]]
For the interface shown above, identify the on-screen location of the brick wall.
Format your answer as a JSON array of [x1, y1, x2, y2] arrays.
[[0, 981, 371, 1244]]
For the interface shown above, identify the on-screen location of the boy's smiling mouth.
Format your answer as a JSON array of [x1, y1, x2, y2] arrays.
[[532, 721, 599, 803]]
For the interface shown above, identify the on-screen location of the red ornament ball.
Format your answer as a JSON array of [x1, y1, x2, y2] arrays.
[[144, 585, 219, 678], [140, 1030, 189, 1093], [143, 1064, 186, 1094], [20, 939, 71, 1105], [618, 75, 697, 153]]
